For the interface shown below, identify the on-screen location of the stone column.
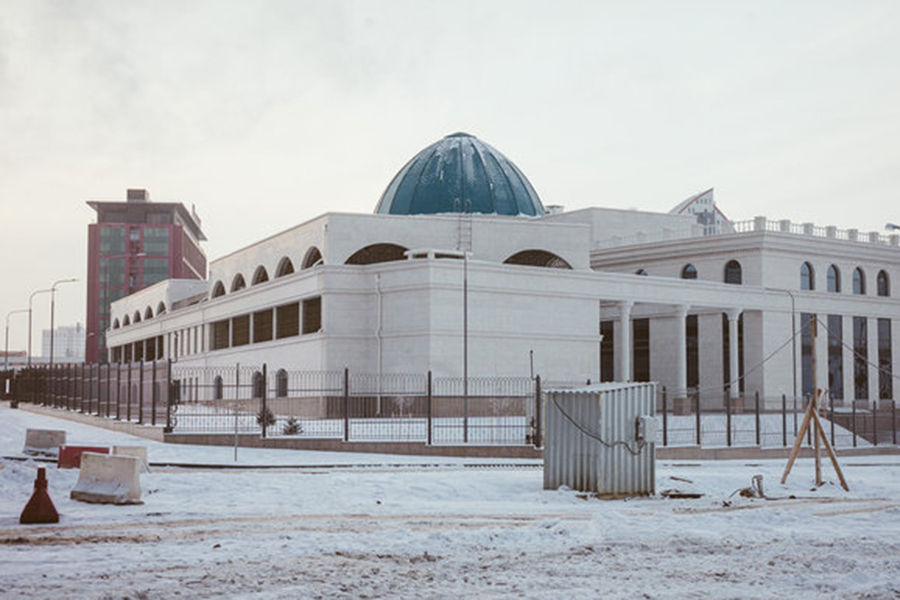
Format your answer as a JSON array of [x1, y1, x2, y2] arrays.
[[673, 305, 690, 414], [618, 301, 634, 382], [726, 308, 742, 402]]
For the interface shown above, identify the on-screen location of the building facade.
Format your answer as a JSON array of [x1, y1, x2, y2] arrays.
[[41, 323, 86, 362], [105, 134, 900, 409], [85, 189, 207, 363]]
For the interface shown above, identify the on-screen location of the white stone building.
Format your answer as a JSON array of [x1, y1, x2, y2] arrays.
[[106, 133, 900, 409]]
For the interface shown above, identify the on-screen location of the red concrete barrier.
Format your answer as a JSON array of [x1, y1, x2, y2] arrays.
[[58, 445, 110, 469]]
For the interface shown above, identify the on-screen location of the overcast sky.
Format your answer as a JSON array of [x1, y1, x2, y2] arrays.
[[2, 0, 899, 356]]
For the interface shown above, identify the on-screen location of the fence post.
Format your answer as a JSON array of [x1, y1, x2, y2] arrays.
[[661, 387, 668, 447], [830, 394, 835, 448], [80, 363, 86, 413], [105, 363, 111, 417], [755, 391, 761, 447], [116, 362, 122, 420], [126, 363, 133, 422], [726, 394, 732, 447], [781, 394, 787, 447], [343, 368, 350, 442], [165, 359, 173, 433], [695, 392, 701, 446], [534, 375, 542, 449], [151, 360, 158, 426], [893, 399, 897, 446], [138, 360, 145, 424], [427, 371, 433, 446], [872, 401, 878, 447], [261, 363, 268, 439], [852, 400, 857, 448]]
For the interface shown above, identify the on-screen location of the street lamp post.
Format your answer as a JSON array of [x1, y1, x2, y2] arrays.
[[49, 278, 78, 371], [5, 309, 29, 371], [28, 288, 53, 368]]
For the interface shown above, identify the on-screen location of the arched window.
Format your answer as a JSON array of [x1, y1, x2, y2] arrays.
[[827, 265, 841, 293], [144, 307, 154, 320], [853, 267, 866, 295], [133, 311, 142, 324], [800, 262, 815, 291], [213, 376, 223, 401], [302, 247, 323, 269], [877, 270, 890, 297], [276, 369, 289, 398], [635, 268, 648, 276], [211, 281, 226, 298], [252, 266, 269, 285], [504, 249, 572, 269], [724, 260, 742, 285], [681, 264, 697, 280], [113, 318, 120, 329], [275, 257, 295, 278], [157, 301, 167, 315], [123, 315, 131, 327], [252, 371, 265, 399], [231, 274, 247, 293], [346, 243, 408, 265]]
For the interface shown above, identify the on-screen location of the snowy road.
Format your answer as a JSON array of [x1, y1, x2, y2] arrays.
[[2, 405, 899, 599]]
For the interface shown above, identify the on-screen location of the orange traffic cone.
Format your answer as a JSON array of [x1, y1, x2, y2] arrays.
[[19, 467, 60, 524]]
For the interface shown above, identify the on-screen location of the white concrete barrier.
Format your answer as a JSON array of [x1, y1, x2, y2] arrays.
[[23, 429, 67, 456], [70, 453, 143, 505], [113, 446, 150, 473]]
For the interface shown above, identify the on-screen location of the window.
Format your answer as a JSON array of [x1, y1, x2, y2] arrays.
[[686, 314, 699, 392], [133, 311, 142, 323], [276, 303, 300, 339], [213, 376, 223, 401], [600, 321, 615, 382], [346, 243, 408, 265], [253, 309, 274, 343], [232, 315, 250, 347], [877, 270, 890, 297], [853, 316, 868, 400], [157, 302, 167, 315], [632, 318, 650, 382], [302, 247, 323, 269], [143, 227, 170, 255], [99, 258, 127, 286], [853, 268, 866, 295], [211, 320, 230, 350], [113, 319, 120, 329], [681, 264, 697, 280], [144, 307, 153, 320], [827, 315, 844, 401], [276, 369, 289, 398], [142, 258, 169, 286], [635, 269, 648, 276], [800, 262, 814, 291], [504, 250, 572, 269], [231, 274, 247, 293], [252, 266, 269, 285], [724, 260, 742, 285], [211, 281, 226, 298], [302, 297, 322, 334], [276, 257, 295, 278], [801, 313, 816, 398], [99, 227, 126, 255], [878, 318, 892, 400], [827, 265, 841, 293]]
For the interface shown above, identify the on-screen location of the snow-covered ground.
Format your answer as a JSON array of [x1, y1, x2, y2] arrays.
[[1, 404, 899, 600]]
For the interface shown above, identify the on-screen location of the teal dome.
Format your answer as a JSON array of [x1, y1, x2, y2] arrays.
[[375, 133, 545, 217]]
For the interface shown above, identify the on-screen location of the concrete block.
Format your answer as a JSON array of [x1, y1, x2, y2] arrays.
[[58, 446, 110, 469], [113, 446, 150, 473], [70, 453, 143, 505], [23, 429, 67, 456]]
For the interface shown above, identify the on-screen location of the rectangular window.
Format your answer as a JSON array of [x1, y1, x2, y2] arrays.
[[134, 341, 144, 362], [146, 337, 156, 361], [632, 318, 650, 382], [99, 227, 126, 255], [878, 318, 892, 400], [686, 315, 699, 392], [853, 316, 869, 400], [232, 315, 250, 347], [212, 320, 230, 351], [302, 297, 322, 334], [253, 309, 274, 343], [600, 320, 615, 382], [141, 258, 170, 286], [801, 313, 816, 398], [99, 258, 127, 286], [276, 303, 300, 339], [143, 227, 170, 255], [827, 315, 843, 401]]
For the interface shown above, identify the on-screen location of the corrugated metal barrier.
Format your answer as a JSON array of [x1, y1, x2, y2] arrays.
[[543, 383, 657, 497]]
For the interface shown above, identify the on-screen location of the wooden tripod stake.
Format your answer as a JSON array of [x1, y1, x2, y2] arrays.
[[781, 388, 849, 491]]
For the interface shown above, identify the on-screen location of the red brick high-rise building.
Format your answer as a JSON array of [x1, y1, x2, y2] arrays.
[[85, 189, 206, 363]]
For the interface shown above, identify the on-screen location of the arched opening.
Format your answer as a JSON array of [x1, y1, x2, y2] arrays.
[[133, 311, 142, 324], [681, 264, 697, 280], [800, 262, 815, 291], [853, 267, 866, 295], [211, 281, 226, 298], [231, 274, 247, 293], [213, 376, 223, 401], [252, 266, 269, 286], [503, 249, 572, 269], [123, 315, 131, 327], [157, 301, 167, 315], [877, 270, 890, 297], [302, 247, 323, 269], [635, 268, 648, 276], [345, 243, 408, 265], [113, 318, 120, 330], [276, 369, 289, 398], [275, 257, 295, 278], [144, 307, 154, 320], [724, 260, 742, 285], [827, 265, 841, 293]]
